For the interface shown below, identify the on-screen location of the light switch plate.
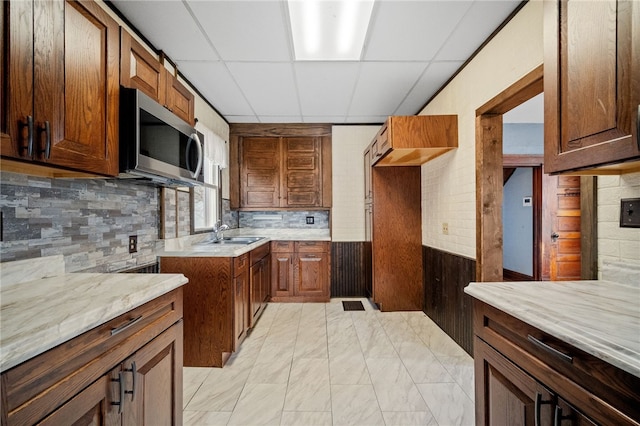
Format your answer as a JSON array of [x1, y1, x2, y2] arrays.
[[620, 198, 640, 228]]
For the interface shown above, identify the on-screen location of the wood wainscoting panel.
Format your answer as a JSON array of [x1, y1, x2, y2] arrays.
[[331, 242, 369, 297], [423, 246, 476, 356]]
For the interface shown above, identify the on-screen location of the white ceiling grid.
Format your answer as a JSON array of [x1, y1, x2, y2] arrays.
[[110, 0, 523, 124]]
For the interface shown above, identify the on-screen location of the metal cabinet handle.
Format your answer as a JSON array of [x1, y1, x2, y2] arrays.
[[535, 392, 553, 426], [528, 335, 573, 363], [551, 232, 559, 242], [19, 116, 34, 158], [39, 121, 51, 159], [125, 361, 137, 401], [111, 371, 125, 414], [111, 315, 143, 336], [554, 405, 574, 426]]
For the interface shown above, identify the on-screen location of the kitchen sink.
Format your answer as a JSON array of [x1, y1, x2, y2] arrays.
[[199, 236, 265, 245]]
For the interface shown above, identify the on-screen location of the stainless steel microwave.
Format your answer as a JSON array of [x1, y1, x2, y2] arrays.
[[119, 87, 204, 187]]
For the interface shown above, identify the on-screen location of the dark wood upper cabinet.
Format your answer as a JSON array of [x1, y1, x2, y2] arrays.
[[230, 123, 332, 210], [120, 29, 195, 126], [2, 0, 120, 177], [544, 0, 640, 174]]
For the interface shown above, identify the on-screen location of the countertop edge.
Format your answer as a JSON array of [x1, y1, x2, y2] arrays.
[[464, 281, 640, 379], [1, 273, 188, 372]]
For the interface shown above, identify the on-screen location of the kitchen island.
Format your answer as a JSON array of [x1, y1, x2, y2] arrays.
[[465, 279, 640, 425], [0, 255, 188, 425]]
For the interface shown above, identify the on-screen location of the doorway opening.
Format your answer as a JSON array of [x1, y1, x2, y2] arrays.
[[474, 65, 596, 282]]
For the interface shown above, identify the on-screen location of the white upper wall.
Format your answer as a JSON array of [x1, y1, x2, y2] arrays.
[[419, 0, 544, 259], [331, 125, 379, 241]]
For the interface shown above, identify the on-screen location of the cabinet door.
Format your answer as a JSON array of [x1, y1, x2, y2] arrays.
[[241, 137, 281, 207], [271, 252, 294, 298], [37, 373, 120, 426], [120, 29, 164, 102], [3, 0, 34, 160], [249, 262, 261, 327], [475, 337, 553, 426], [282, 137, 322, 207], [294, 252, 328, 298], [123, 321, 183, 426], [544, 0, 640, 173], [163, 72, 195, 126], [260, 255, 271, 305], [234, 270, 249, 349], [36, 0, 119, 175]]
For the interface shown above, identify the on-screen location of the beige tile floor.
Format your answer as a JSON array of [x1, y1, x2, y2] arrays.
[[183, 298, 475, 426]]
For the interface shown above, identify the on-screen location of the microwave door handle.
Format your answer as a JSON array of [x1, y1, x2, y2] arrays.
[[192, 133, 203, 179]]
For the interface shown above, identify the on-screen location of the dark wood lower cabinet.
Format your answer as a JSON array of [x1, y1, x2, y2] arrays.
[[1, 290, 183, 425], [249, 244, 270, 328], [473, 300, 640, 426], [270, 241, 330, 302]]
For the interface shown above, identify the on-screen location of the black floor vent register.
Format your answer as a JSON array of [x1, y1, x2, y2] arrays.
[[342, 300, 365, 311]]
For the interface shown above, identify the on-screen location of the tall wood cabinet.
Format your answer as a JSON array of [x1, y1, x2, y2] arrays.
[[544, 0, 640, 174], [229, 124, 332, 210], [270, 241, 330, 303], [364, 115, 457, 311], [1, 0, 120, 176]]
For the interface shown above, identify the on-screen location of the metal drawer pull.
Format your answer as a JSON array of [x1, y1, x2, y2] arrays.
[[535, 392, 553, 426], [528, 335, 573, 363], [19, 116, 35, 158], [111, 315, 143, 336]]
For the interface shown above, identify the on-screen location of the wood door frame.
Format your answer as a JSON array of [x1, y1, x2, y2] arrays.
[[475, 66, 544, 282], [475, 65, 597, 281]]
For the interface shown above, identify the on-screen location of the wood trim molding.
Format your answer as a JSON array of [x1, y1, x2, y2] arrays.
[[502, 154, 544, 167], [475, 65, 544, 282], [230, 123, 332, 137]]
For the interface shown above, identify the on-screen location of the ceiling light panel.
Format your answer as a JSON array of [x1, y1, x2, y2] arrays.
[[288, 0, 374, 61]]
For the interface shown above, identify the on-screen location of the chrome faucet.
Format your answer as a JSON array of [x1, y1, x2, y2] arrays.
[[212, 220, 229, 241]]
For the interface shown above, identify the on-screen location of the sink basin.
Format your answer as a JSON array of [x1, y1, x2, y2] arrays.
[[201, 236, 265, 245]]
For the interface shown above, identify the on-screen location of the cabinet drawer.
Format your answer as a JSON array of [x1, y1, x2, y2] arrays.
[[234, 253, 249, 276], [474, 300, 640, 425], [250, 242, 270, 265], [295, 241, 329, 253], [1, 289, 183, 425], [271, 241, 294, 253]]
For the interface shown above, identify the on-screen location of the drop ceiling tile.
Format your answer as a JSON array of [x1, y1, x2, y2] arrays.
[[434, 0, 522, 61], [176, 61, 254, 116], [364, 1, 472, 61], [187, 1, 291, 61], [348, 62, 427, 117], [227, 63, 300, 117], [303, 116, 347, 124], [294, 62, 360, 117], [395, 61, 464, 116], [110, 1, 217, 61]]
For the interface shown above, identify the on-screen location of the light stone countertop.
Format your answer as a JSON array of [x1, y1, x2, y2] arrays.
[[160, 227, 331, 258], [465, 280, 640, 378], [0, 269, 187, 372]]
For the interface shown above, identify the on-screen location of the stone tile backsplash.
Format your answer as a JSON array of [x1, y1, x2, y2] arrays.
[[239, 210, 329, 229], [0, 172, 160, 272]]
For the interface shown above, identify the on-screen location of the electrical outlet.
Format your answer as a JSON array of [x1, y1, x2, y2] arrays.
[[306, 216, 314, 225], [442, 223, 449, 235], [129, 235, 138, 253], [620, 198, 640, 228]]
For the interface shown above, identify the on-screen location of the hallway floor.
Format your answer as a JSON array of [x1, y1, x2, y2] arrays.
[[183, 298, 475, 426]]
